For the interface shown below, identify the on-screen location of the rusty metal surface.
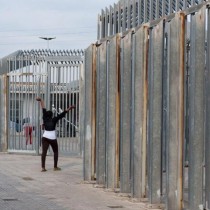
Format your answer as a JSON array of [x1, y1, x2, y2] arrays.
[[166, 13, 185, 210], [132, 25, 149, 199]]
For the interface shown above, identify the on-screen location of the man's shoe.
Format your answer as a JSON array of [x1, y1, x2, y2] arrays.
[[54, 167, 61, 171], [41, 168, 47, 172]]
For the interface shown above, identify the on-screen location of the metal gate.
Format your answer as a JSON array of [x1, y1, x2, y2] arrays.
[[6, 50, 83, 156]]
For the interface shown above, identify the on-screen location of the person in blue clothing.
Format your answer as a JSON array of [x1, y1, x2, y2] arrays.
[[36, 97, 75, 172]]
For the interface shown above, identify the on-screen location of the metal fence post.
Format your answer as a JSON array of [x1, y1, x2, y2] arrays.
[[120, 31, 132, 193], [205, 5, 210, 210], [0, 74, 8, 152], [166, 13, 185, 210], [79, 63, 85, 157], [148, 20, 164, 204], [83, 45, 96, 181], [188, 6, 205, 210], [106, 35, 121, 189], [131, 25, 149, 199], [96, 41, 107, 185]]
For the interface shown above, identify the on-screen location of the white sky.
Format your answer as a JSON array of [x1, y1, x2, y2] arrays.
[[0, 0, 118, 58]]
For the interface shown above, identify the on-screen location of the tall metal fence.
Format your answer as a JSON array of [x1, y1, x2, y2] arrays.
[[82, 2, 210, 210], [97, 0, 207, 39], [0, 49, 84, 156]]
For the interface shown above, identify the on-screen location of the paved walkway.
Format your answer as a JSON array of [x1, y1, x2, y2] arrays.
[[0, 153, 158, 210]]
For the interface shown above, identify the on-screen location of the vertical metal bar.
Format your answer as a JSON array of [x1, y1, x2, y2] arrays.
[[63, 66, 67, 151], [97, 14, 101, 40], [132, 25, 148, 199], [80, 63, 85, 156], [130, 31, 135, 199], [83, 46, 93, 180], [148, 20, 164, 204], [91, 47, 97, 179], [205, 6, 210, 210], [118, 2, 121, 34], [75, 66, 78, 140], [138, 0, 141, 25], [188, 6, 205, 210], [183, 0, 187, 9], [32, 67, 34, 151], [150, 0, 154, 20], [162, 25, 169, 197], [156, 0, 160, 19], [127, 0, 131, 29], [114, 4, 118, 34], [166, 13, 185, 210], [0, 74, 8, 152], [83, 44, 96, 181], [101, 9, 105, 39], [144, 0, 147, 22], [19, 58, 23, 150], [168, 0, 172, 14], [176, 0, 179, 11], [132, 0, 136, 28], [162, 0, 166, 16], [25, 61, 28, 141], [10, 62, 14, 150], [105, 7, 109, 37], [120, 31, 132, 193], [14, 58, 18, 150], [122, 1, 126, 32], [62, 67, 65, 141], [63, 67, 66, 149], [36, 61, 41, 155], [109, 6, 114, 36], [106, 35, 120, 189], [68, 66, 71, 140], [96, 41, 107, 185]]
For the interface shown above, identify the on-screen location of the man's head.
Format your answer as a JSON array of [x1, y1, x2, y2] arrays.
[[46, 110, 53, 118]]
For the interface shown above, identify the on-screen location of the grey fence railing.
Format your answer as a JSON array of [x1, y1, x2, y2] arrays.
[[82, 2, 210, 210], [97, 0, 207, 40]]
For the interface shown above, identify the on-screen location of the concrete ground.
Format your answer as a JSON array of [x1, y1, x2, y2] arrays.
[[0, 153, 161, 210]]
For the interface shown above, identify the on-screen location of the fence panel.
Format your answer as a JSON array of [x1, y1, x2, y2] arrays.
[[147, 20, 164, 204], [188, 6, 206, 210], [7, 57, 46, 154], [120, 31, 132, 193], [96, 41, 107, 185], [132, 25, 148, 199], [106, 35, 121, 189], [166, 13, 185, 210], [83, 45, 96, 181], [48, 63, 80, 155]]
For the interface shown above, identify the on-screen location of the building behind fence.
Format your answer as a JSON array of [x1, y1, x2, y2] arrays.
[[82, 1, 210, 210]]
